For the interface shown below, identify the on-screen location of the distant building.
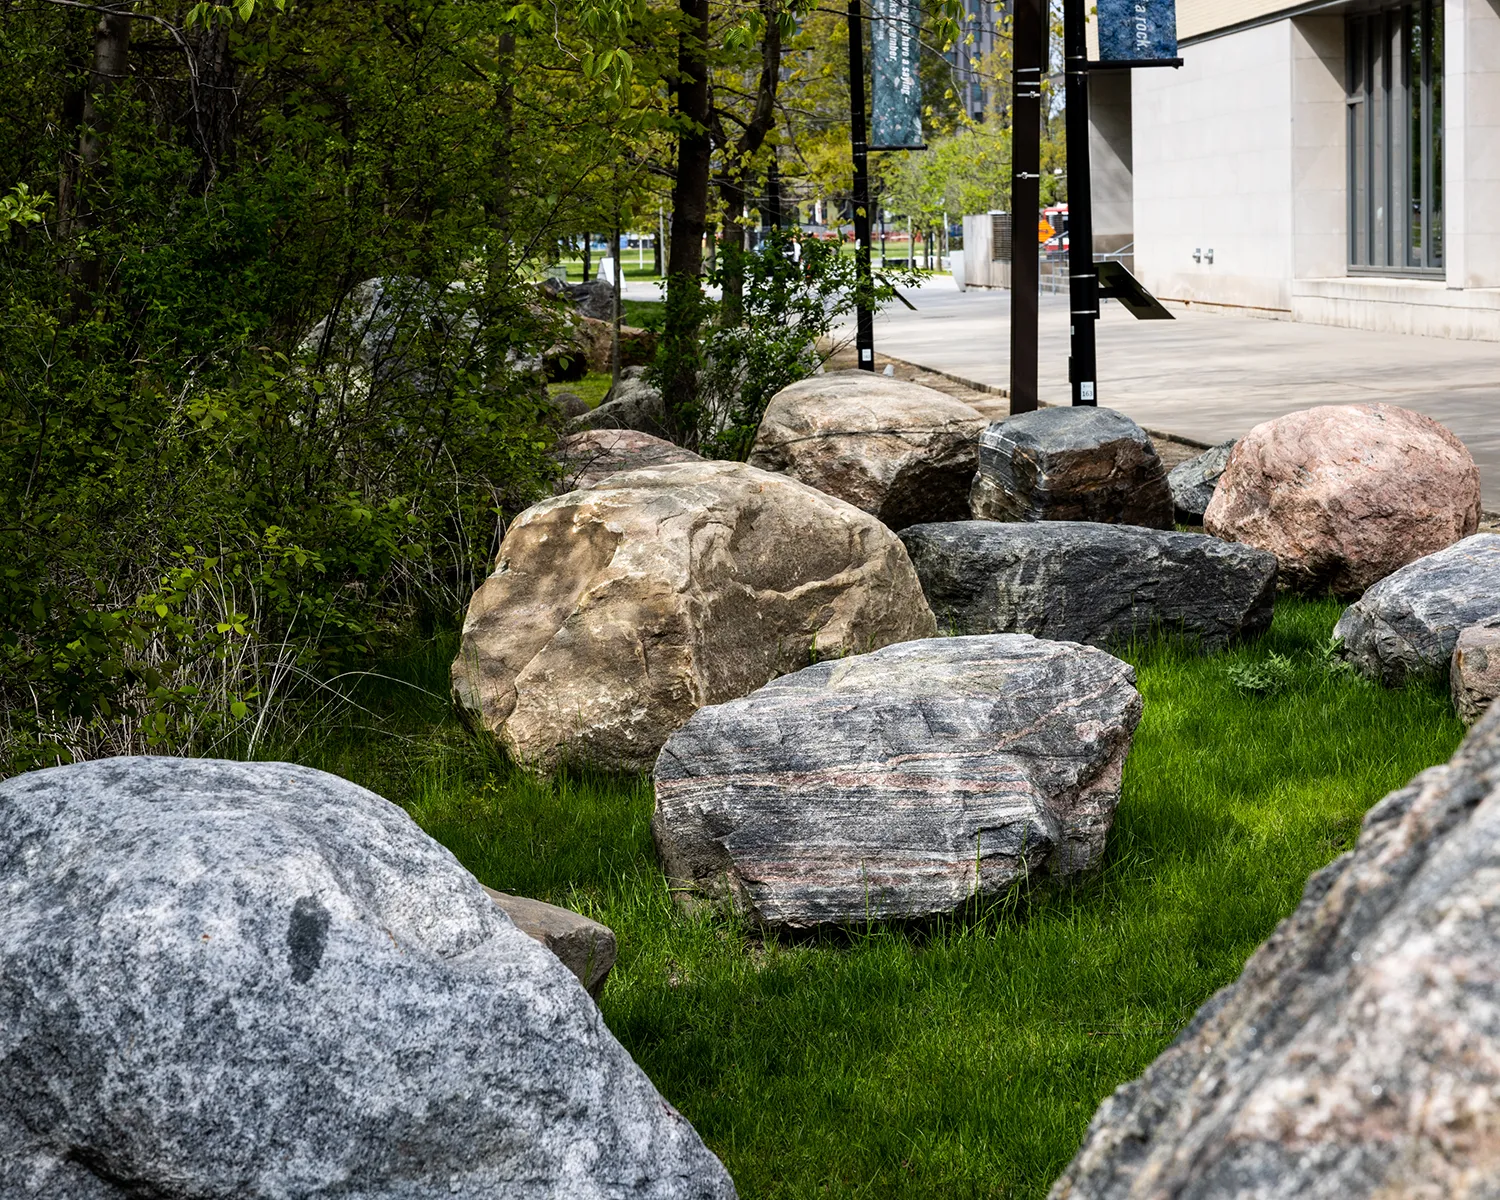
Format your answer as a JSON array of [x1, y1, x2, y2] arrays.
[[1091, 0, 1500, 338], [950, 7, 1003, 121]]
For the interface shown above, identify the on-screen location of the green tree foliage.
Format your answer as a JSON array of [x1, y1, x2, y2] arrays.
[[0, 0, 649, 771]]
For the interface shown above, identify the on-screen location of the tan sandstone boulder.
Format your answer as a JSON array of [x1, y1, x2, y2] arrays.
[[747, 372, 987, 529], [1204, 403, 1480, 594], [452, 460, 937, 772]]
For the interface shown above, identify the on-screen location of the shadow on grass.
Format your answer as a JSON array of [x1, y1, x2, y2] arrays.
[[258, 599, 1465, 1200]]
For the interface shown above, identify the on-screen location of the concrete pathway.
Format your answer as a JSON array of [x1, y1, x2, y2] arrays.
[[849, 279, 1500, 504]]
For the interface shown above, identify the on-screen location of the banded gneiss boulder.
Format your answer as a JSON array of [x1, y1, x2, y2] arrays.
[[652, 635, 1142, 929]]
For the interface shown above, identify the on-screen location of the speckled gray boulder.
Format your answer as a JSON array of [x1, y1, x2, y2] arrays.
[[653, 635, 1142, 928], [969, 407, 1173, 529], [1334, 534, 1500, 686], [900, 521, 1276, 652], [0, 757, 735, 1200], [1166, 440, 1235, 525], [1050, 706, 1500, 1200]]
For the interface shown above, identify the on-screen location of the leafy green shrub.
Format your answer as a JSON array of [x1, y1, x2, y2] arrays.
[[1225, 652, 1298, 697], [652, 231, 920, 458]]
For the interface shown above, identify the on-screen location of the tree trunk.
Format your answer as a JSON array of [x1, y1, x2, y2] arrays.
[[483, 31, 516, 292], [654, 207, 664, 276], [73, 10, 130, 295], [715, 1, 784, 327], [716, 176, 747, 325], [661, 0, 712, 445], [191, 24, 237, 193], [581, 234, 592, 284]]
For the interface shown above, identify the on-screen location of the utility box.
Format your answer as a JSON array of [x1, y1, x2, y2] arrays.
[[959, 212, 1013, 288]]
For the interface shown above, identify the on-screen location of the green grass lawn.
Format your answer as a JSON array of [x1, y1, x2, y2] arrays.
[[548, 372, 613, 408], [272, 598, 1463, 1199]]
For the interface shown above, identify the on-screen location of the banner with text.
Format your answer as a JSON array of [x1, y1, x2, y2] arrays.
[[1096, 0, 1178, 62], [871, 0, 923, 149]]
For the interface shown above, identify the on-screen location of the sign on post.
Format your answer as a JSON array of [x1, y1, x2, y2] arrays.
[[1095, 0, 1179, 65], [871, 0, 923, 149]]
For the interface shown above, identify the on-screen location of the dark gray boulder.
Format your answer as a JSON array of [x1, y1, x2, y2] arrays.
[[1050, 706, 1500, 1200], [652, 635, 1141, 929], [0, 757, 735, 1200], [541, 278, 616, 321], [1166, 440, 1235, 525], [969, 407, 1173, 529], [1334, 533, 1500, 686], [569, 366, 667, 436], [900, 521, 1277, 653]]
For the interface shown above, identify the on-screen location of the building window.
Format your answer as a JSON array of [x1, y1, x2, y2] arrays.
[[1346, 0, 1443, 274]]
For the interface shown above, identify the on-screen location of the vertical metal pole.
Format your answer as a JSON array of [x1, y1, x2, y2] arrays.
[[1009, 0, 1043, 412], [1064, 0, 1098, 404], [848, 0, 876, 371]]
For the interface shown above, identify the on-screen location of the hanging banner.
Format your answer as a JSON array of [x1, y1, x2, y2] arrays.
[[1096, 0, 1178, 63], [871, 0, 923, 149]]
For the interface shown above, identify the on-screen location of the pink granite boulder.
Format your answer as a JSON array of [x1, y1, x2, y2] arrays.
[[1204, 404, 1480, 594], [1453, 618, 1500, 725]]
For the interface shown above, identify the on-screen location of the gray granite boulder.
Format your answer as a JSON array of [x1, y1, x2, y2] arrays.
[[1050, 705, 1500, 1200], [0, 757, 735, 1200], [1452, 617, 1500, 724], [1334, 533, 1500, 686], [653, 635, 1142, 928], [969, 407, 1173, 529], [1166, 440, 1235, 525], [569, 366, 667, 436], [900, 521, 1276, 652]]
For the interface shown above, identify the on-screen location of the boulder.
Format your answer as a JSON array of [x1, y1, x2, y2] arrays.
[[899, 521, 1277, 652], [652, 635, 1142, 928], [1453, 619, 1500, 724], [0, 757, 734, 1200], [569, 366, 667, 436], [572, 316, 658, 373], [1334, 534, 1500, 686], [746, 372, 986, 529], [548, 389, 591, 420], [541, 278, 616, 321], [1166, 440, 1235, 525], [1049, 707, 1500, 1200], [554, 429, 702, 493], [969, 407, 1173, 529], [483, 887, 617, 996], [452, 460, 937, 773], [1204, 403, 1481, 594]]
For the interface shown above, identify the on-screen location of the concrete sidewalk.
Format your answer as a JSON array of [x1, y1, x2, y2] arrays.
[[850, 280, 1500, 504]]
